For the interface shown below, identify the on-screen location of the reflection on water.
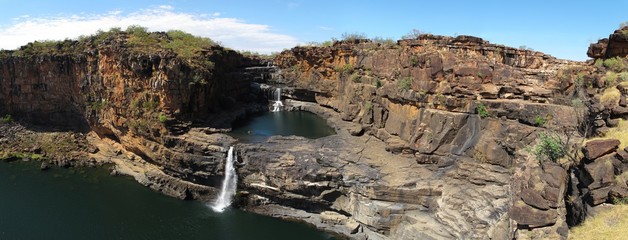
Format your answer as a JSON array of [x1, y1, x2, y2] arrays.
[[229, 111, 336, 143], [0, 161, 335, 240]]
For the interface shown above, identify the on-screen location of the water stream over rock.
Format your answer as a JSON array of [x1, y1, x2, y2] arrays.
[[211, 146, 238, 212]]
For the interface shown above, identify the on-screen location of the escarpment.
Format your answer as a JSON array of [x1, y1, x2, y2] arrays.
[[2, 26, 628, 240], [238, 33, 628, 239], [0, 31, 266, 200]]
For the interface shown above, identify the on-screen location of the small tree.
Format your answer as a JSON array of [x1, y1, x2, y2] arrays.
[[341, 32, 368, 41], [401, 29, 426, 40], [477, 103, 490, 118], [533, 133, 565, 163]]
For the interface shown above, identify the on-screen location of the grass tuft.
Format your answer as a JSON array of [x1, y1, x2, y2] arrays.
[[587, 119, 628, 149], [569, 205, 628, 240], [600, 87, 621, 107]]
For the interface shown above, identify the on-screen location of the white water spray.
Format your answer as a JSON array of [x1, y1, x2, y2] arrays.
[[271, 88, 283, 112], [211, 146, 238, 212]]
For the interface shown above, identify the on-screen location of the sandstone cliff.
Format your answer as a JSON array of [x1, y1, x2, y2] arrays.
[[2, 27, 628, 240], [233, 33, 628, 239], [0, 29, 264, 199], [588, 26, 628, 59]]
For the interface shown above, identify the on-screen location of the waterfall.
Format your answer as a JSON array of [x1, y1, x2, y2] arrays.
[[271, 87, 283, 112], [211, 146, 238, 213]]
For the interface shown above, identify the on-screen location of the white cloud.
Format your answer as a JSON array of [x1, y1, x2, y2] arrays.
[[317, 26, 333, 31], [0, 5, 299, 54]]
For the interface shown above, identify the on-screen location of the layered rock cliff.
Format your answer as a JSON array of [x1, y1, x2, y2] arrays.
[[2, 27, 628, 240], [0, 30, 264, 200], [588, 26, 628, 59], [234, 34, 628, 239]]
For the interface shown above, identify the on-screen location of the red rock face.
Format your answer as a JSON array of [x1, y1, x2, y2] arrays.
[[0, 55, 87, 127], [587, 26, 628, 59], [274, 34, 587, 168], [0, 42, 258, 183], [0, 44, 254, 128]]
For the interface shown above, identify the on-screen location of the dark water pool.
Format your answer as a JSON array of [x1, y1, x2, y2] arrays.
[[0, 161, 335, 240], [229, 111, 336, 143]]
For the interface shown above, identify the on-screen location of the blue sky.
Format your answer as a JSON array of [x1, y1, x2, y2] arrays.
[[0, 0, 626, 61]]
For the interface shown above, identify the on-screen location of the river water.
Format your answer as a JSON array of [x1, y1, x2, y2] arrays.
[[0, 161, 335, 240], [0, 110, 338, 240], [229, 111, 336, 142]]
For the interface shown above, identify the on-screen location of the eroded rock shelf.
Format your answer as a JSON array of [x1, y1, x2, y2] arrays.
[[2, 28, 628, 239]]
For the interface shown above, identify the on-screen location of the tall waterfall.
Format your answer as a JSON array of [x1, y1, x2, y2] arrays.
[[211, 146, 238, 213], [271, 88, 284, 112]]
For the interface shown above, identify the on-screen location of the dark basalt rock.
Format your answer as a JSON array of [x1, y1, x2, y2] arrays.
[[582, 139, 620, 162]]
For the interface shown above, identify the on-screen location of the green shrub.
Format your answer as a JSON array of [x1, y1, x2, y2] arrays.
[[595, 59, 604, 68], [613, 196, 628, 205], [374, 78, 382, 88], [401, 29, 425, 40], [411, 57, 418, 67], [321, 40, 333, 47], [341, 32, 367, 41], [534, 115, 547, 126], [600, 87, 621, 106], [164, 30, 215, 58], [364, 101, 373, 112], [158, 114, 167, 123], [605, 71, 619, 85], [372, 37, 395, 45], [91, 100, 108, 111], [142, 100, 159, 111], [532, 133, 565, 163], [335, 64, 354, 75], [575, 72, 585, 87], [398, 77, 412, 90], [477, 103, 489, 118], [620, 72, 628, 82], [125, 25, 161, 51], [0, 115, 12, 124], [604, 57, 626, 72], [351, 74, 362, 83]]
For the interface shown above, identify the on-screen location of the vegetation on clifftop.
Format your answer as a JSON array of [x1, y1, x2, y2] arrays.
[[1, 25, 220, 62]]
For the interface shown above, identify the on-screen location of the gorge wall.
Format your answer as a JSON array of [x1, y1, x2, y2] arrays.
[[236, 33, 628, 239], [0, 32, 266, 199], [2, 28, 628, 240]]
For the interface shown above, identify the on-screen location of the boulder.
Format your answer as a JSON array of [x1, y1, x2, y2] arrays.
[[582, 139, 620, 161], [510, 201, 557, 228], [583, 156, 616, 205], [521, 188, 550, 210], [584, 156, 616, 189], [609, 185, 628, 201], [616, 150, 628, 163], [588, 186, 612, 205]]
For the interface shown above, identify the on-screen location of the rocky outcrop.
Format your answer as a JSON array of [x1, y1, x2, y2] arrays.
[[576, 139, 628, 206], [228, 34, 597, 239], [3, 27, 628, 240], [0, 32, 265, 199], [588, 26, 628, 59], [237, 121, 513, 239]]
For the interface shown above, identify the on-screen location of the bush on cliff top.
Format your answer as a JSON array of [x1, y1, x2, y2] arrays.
[[5, 26, 218, 60]]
